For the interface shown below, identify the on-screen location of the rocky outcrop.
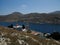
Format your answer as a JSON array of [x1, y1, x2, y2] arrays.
[[0, 26, 60, 45]]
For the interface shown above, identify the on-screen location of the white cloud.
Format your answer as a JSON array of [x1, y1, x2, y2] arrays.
[[21, 4, 27, 9]]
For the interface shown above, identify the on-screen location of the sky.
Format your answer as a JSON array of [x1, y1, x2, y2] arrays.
[[0, 0, 60, 15]]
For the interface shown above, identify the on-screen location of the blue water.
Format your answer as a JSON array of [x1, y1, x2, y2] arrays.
[[0, 22, 60, 33]]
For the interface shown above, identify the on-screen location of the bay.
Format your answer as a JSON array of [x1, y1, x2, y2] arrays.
[[0, 22, 60, 33]]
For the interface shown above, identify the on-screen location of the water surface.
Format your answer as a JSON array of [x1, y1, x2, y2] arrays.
[[0, 22, 60, 33]]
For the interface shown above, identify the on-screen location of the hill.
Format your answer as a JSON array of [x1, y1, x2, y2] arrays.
[[0, 11, 60, 24], [49, 11, 60, 14], [0, 26, 60, 45]]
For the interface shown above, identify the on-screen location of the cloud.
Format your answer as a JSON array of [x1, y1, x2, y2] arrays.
[[21, 4, 27, 9]]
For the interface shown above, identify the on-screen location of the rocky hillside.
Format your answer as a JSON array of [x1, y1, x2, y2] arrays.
[[0, 11, 60, 24], [0, 26, 60, 45]]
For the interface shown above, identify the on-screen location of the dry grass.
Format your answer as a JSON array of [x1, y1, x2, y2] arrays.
[[0, 26, 60, 45]]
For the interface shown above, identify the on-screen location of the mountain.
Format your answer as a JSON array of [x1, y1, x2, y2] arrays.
[[0, 12, 23, 22], [49, 11, 60, 14], [0, 11, 60, 24], [23, 12, 60, 24]]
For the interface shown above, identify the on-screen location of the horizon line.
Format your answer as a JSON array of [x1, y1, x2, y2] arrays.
[[0, 10, 60, 15]]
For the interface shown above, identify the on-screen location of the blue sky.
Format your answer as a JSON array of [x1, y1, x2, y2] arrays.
[[0, 0, 60, 15]]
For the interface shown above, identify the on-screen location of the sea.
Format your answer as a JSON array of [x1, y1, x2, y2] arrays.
[[0, 22, 60, 33]]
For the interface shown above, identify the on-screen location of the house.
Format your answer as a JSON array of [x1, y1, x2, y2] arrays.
[[13, 24, 22, 29]]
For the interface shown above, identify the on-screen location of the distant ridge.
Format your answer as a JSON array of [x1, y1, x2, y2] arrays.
[[0, 11, 60, 24], [49, 11, 60, 14]]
